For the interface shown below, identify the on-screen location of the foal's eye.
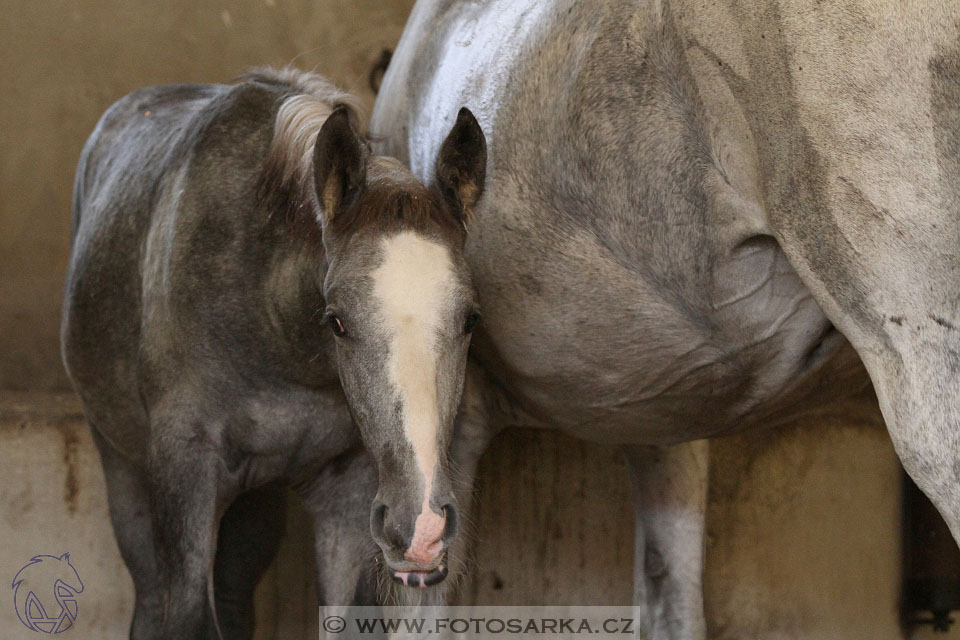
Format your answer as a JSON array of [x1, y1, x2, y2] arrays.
[[329, 315, 347, 337], [464, 312, 481, 334]]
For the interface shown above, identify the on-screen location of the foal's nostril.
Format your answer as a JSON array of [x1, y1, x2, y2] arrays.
[[441, 503, 459, 544], [373, 499, 459, 565], [371, 502, 411, 550]]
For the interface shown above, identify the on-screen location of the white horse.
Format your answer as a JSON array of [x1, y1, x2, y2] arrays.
[[371, 1, 960, 637]]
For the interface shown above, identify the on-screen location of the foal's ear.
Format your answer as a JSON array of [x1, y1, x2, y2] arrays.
[[435, 107, 487, 225], [313, 106, 369, 223]]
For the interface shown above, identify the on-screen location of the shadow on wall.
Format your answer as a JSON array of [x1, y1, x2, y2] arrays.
[[0, 0, 415, 391]]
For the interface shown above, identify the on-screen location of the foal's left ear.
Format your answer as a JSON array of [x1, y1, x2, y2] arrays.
[[313, 106, 369, 223], [435, 107, 487, 225]]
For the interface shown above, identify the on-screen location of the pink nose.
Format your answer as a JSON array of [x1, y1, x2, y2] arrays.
[[404, 508, 446, 565]]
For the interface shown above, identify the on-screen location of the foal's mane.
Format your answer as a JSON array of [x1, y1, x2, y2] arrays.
[[241, 67, 368, 223], [242, 67, 464, 242]]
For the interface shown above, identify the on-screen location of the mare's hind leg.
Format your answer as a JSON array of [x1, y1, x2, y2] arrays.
[[624, 441, 709, 640], [298, 448, 381, 606], [208, 483, 286, 640], [91, 429, 163, 640]]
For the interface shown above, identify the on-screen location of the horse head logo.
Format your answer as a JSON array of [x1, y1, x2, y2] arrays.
[[11, 553, 84, 633]]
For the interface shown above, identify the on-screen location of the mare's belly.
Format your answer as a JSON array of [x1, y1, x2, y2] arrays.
[[480, 320, 861, 445], [469, 234, 868, 445]]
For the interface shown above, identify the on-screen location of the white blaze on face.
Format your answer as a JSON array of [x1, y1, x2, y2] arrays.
[[371, 230, 456, 564]]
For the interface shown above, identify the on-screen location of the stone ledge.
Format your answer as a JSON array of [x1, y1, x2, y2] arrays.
[[0, 391, 83, 425]]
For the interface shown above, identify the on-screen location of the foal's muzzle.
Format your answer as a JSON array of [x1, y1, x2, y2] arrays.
[[370, 497, 459, 587]]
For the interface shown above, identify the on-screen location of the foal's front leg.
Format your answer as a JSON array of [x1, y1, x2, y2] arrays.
[[148, 414, 227, 639], [301, 362, 505, 609], [624, 441, 709, 640], [298, 447, 381, 606]]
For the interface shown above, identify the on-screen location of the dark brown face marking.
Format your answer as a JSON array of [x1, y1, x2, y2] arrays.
[[325, 103, 488, 244], [326, 173, 465, 244]]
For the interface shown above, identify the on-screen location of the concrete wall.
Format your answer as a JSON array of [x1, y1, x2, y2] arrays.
[[3, 391, 955, 639], [1, 393, 133, 639], [0, 0, 414, 391]]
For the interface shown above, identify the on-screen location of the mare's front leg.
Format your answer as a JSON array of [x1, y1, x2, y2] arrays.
[[148, 408, 230, 639], [624, 440, 709, 640]]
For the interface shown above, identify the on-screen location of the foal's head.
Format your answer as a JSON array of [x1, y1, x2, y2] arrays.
[[293, 102, 486, 587]]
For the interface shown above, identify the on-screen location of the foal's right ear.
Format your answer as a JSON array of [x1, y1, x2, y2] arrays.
[[313, 106, 369, 223]]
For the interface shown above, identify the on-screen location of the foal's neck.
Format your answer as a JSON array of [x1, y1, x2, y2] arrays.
[[260, 231, 337, 389]]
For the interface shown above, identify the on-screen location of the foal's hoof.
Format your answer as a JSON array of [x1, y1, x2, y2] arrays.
[[391, 563, 448, 588]]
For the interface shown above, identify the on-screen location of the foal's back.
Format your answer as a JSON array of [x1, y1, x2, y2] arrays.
[[62, 72, 353, 459]]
